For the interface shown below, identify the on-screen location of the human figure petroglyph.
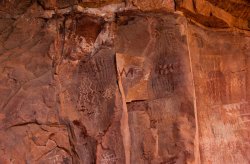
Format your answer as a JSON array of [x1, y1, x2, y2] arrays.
[[200, 55, 222, 73], [205, 70, 226, 104]]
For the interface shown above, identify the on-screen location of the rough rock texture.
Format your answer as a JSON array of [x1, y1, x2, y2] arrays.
[[187, 23, 250, 163], [115, 14, 195, 163], [176, 0, 250, 30], [0, 0, 249, 164]]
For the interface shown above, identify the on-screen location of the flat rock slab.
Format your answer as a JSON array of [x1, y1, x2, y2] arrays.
[[116, 53, 149, 102]]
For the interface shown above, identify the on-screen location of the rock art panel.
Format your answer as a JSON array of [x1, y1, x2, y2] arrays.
[[116, 53, 148, 102], [53, 15, 126, 163], [0, 0, 249, 163], [0, 2, 125, 163], [188, 23, 250, 163], [115, 13, 196, 163]]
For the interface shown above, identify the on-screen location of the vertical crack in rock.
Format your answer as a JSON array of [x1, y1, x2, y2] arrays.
[[66, 122, 81, 164], [116, 55, 131, 164], [0, 0, 250, 163], [185, 17, 201, 164]]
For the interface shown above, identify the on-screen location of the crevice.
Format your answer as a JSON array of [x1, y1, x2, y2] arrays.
[[5, 121, 65, 130], [185, 18, 201, 164], [116, 54, 131, 164], [126, 100, 147, 104], [65, 121, 81, 164], [60, 16, 66, 60], [6, 121, 41, 130], [36, 0, 46, 11], [192, 0, 197, 12], [35, 145, 58, 161]]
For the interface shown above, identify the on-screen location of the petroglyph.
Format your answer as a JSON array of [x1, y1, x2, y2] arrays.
[[47, 155, 63, 163], [223, 101, 248, 111], [101, 152, 119, 164], [119, 67, 143, 78], [1, 1, 249, 163], [155, 62, 180, 75], [200, 55, 222, 73]]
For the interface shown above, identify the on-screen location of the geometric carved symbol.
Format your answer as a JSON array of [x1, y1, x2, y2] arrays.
[[119, 67, 142, 78], [156, 63, 179, 75], [223, 101, 247, 111], [119, 68, 134, 77], [101, 152, 119, 164]]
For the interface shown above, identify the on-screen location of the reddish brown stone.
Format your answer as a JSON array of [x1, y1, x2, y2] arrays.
[[187, 22, 250, 163], [0, 0, 249, 163]]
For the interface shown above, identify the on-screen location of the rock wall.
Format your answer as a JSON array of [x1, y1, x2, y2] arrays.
[[0, 0, 249, 163], [187, 23, 250, 163]]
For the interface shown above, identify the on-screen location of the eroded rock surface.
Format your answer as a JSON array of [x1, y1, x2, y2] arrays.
[[187, 23, 250, 163], [115, 14, 195, 163], [0, 0, 249, 163]]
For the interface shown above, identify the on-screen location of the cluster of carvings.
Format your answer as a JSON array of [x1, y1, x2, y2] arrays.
[[0, 0, 249, 163]]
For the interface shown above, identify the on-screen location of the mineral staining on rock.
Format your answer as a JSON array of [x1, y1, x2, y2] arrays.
[[0, 0, 249, 163], [115, 14, 196, 163], [187, 23, 250, 163]]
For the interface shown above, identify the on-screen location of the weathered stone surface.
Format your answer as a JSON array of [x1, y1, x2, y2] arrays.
[[128, 0, 175, 11], [116, 53, 148, 101], [176, 0, 250, 30], [0, 0, 249, 163], [187, 22, 250, 163], [37, 0, 78, 9], [38, 0, 124, 9], [115, 14, 196, 163]]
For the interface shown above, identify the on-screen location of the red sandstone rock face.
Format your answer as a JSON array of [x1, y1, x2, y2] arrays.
[[0, 0, 249, 164], [115, 14, 195, 163], [187, 23, 250, 163], [176, 0, 250, 30]]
